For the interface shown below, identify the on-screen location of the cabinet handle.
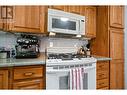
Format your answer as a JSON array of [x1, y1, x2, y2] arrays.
[[99, 65, 104, 68], [99, 74, 105, 77], [34, 80, 41, 83], [24, 72, 34, 76], [99, 82, 104, 86]]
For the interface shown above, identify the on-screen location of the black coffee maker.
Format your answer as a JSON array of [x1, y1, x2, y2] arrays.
[[15, 34, 40, 58]]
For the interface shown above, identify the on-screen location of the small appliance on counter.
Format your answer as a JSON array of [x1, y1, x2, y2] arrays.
[[15, 34, 40, 59], [0, 47, 11, 59]]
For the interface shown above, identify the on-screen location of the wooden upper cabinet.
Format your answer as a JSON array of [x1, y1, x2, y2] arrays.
[[6, 6, 47, 33], [0, 70, 8, 89], [0, 6, 3, 29], [110, 6, 124, 28], [68, 6, 81, 14], [49, 6, 84, 15], [85, 7, 96, 38], [110, 29, 124, 60], [0, 6, 6, 30], [48, 6, 68, 11]]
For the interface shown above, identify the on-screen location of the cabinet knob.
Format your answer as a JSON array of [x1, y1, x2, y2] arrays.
[[24, 72, 34, 76]]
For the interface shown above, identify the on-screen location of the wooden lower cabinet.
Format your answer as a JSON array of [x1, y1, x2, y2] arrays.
[[12, 65, 45, 90], [96, 61, 109, 89], [0, 65, 45, 89], [13, 78, 43, 89], [0, 70, 8, 89], [110, 60, 124, 89]]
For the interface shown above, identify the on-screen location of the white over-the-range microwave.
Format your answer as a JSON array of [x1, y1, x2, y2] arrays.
[[48, 8, 85, 36]]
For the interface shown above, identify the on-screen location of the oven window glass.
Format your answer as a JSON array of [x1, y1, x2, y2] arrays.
[[59, 76, 69, 89], [52, 18, 76, 30], [83, 73, 88, 89]]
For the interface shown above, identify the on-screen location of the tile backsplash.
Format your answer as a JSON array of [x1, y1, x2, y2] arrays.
[[0, 31, 17, 49], [40, 37, 88, 52], [0, 31, 88, 52]]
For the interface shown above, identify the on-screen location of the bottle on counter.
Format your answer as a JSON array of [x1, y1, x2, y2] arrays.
[[77, 46, 86, 55], [86, 48, 91, 57], [10, 48, 16, 58]]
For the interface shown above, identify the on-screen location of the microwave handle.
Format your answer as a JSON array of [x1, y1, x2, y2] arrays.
[[79, 19, 85, 35]]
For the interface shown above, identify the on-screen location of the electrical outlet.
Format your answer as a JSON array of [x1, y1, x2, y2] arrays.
[[49, 42, 53, 47]]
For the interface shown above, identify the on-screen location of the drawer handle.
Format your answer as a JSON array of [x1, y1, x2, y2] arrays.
[[99, 83, 105, 86], [99, 65, 104, 67], [24, 72, 34, 76], [99, 65, 104, 68], [99, 74, 105, 77]]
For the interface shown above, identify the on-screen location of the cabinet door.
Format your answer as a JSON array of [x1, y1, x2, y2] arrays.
[[85, 7, 96, 38], [0, 6, 3, 29], [110, 60, 124, 89], [110, 29, 124, 60], [68, 6, 81, 14], [7, 6, 47, 33], [110, 6, 124, 28], [49, 6, 68, 11], [0, 70, 8, 89], [0, 6, 6, 30], [13, 79, 44, 89]]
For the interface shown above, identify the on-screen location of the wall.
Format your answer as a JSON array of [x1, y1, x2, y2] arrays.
[[0, 31, 88, 52], [125, 6, 127, 89], [0, 31, 17, 49]]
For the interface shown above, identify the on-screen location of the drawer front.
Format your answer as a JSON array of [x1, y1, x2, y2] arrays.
[[97, 71, 109, 80], [14, 67, 43, 80], [97, 79, 109, 89], [13, 78, 44, 89], [97, 62, 109, 70]]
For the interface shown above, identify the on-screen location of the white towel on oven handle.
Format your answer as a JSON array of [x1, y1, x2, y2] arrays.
[[69, 68, 85, 90]]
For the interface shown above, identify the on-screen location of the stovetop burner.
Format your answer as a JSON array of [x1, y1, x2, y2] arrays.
[[48, 53, 87, 60]]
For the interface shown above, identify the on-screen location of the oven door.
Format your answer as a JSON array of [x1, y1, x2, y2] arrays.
[[46, 66, 96, 90], [46, 69, 69, 89]]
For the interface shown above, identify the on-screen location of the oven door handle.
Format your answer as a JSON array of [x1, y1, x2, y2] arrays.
[[46, 67, 96, 74], [46, 69, 70, 74]]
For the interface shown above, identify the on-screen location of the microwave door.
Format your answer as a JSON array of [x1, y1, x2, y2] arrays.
[[48, 15, 79, 35]]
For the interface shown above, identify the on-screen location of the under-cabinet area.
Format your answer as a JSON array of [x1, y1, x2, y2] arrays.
[[0, 5, 125, 90]]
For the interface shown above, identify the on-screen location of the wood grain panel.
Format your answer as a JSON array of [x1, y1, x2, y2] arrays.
[[7, 6, 47, 33], [85, 7, 96, 38], [110, 6, 124, 28], [110, 60, 124, 89], [13, 78, 43, 89], [0, 70, 8, 89], [13, 66, 43, 80], [110, 28, 124, 60]]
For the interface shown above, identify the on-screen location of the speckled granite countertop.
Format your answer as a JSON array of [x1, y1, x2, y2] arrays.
[[0, 53, 112, 67], [92, 55, 112, 61], [0, 53, 46, 67]]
